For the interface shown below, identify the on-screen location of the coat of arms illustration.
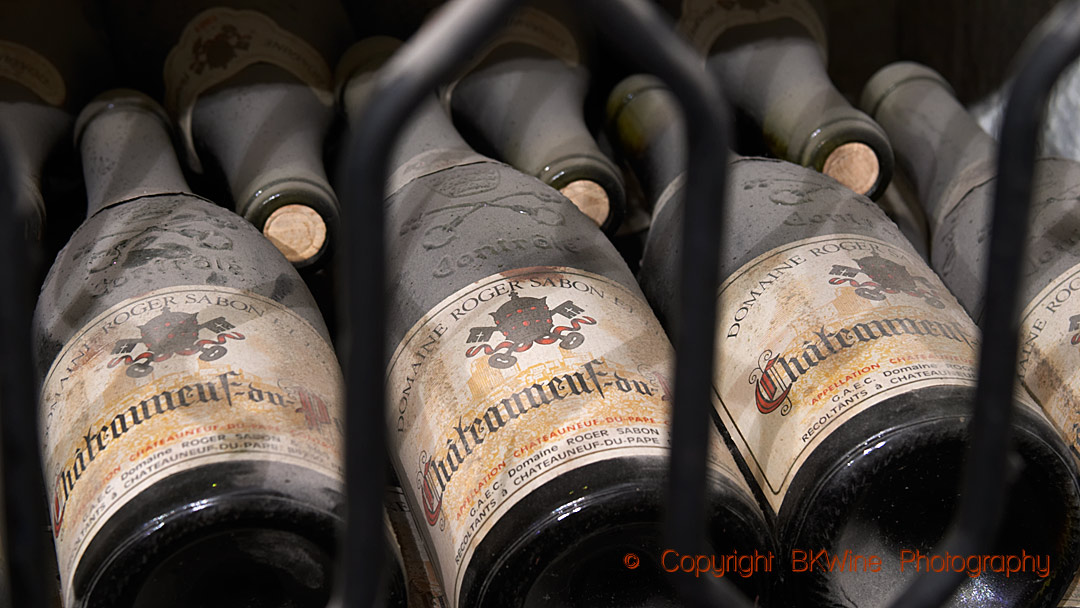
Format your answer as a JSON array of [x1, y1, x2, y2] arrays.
[[829, 254, 946, 309], [465, 291, 596, 369], [108, 307, 245, 378]]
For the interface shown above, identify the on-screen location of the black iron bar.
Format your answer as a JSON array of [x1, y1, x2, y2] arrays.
[[335, 0, 527, 606], [582, 1, 752, 606], [338, 0, 751, 605], [0, 141, 50, 607], [887, 2, 1080, 606]]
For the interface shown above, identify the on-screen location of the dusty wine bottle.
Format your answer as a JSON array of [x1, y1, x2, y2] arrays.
[[102, 0, 353, 268], [35, 89, 351, 608], [0, 0, 112, 239], [444, 3, 626, 233], [384, 484, 448, 607], [338, 37, 776, 607], [610, 74, 1080, 607], [863, 62, 1080, 607], [665, 0, 893, 200]]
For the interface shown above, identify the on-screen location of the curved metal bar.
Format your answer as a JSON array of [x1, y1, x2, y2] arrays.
[[334, 0, 526, 606], [338, 0, 748, 605], [887, 2, 1080, 606], [0, 139, 50, 607], [581, 1, 750, 606]]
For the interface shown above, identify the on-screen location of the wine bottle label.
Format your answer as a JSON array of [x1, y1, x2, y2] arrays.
[[678, 0, 828, 58], [387, 267, 747, 606], [40, 286, 343, 605], [386, 486, 448, 607], [163, 7, 333, 172], [1018, 261, 1080, 463], [442, 6, 580, 102], [714, 233, 1005, 512], [0, 40, 65, 106]]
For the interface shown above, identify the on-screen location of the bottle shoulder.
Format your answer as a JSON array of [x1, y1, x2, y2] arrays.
[[384, 161, 641, 346], [34, 195, 324, 376], [648, 158, 907, 275]]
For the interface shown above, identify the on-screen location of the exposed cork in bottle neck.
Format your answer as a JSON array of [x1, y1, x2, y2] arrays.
[[263, 204, 327, 264], [559, 179, 610, 226], [821, 142, 880, 196]]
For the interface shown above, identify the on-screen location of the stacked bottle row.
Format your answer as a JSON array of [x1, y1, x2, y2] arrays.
[[5, 0, 1080, 607]]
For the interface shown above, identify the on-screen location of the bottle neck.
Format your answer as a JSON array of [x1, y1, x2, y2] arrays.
[[341, 67, 476, 182], [0, 98, 72, 236], [709, 21, 831, 141], [78, 92, 192, 217], [607, 77, 687, 212], [191, 64, 336, 221], [705, 16, 891, 199], [864, 65, 997, 223], [450, 51, 620, 227]]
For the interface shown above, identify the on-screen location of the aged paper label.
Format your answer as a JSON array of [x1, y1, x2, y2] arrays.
[[163, 7, 333, 171], [0, 40, 65, 106], [41, 286, 342, 606], [386, 486, 448, 608], [714, 234, 992, 511], [387, 267, 748, 606], [1018, 262, 1080, 462]]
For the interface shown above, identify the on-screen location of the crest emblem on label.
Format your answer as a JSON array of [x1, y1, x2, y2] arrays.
[[189, 24, 252, 74], [828, 254, 946, 308], [108, 307, 244, 377], [464, 291, 596, 368]]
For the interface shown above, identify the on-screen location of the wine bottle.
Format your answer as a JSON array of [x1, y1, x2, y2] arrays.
[[0, 0, 112, 239], [970, 59, 1080, 166], [385, 484, 448, 607], [667, 0, 894, 200], [611, 73, 1080, 606], [864, 61, 1080, 607], [102, 0, 353, 268], [444, 3, 626, 233], [339, 37, 776, 608], [35, 89, 349, 608]]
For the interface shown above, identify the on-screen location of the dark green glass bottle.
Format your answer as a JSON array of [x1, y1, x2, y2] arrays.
[[102, 0, 354, 268], [33, 89, 386, 608], [864, 61, 1080, 607], [0, 0, 112, 240], [612, 73, 1080, 607], [445, 3, 626, 234], [339, 37, 776, 608], [664, 0, 893, 200]]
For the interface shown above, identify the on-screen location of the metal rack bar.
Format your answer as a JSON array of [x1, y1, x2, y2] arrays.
[[337, 0, 749, 605], [0, 142, 50, 608], [887, 2, 1080, 606], [1, 3, 1077, 608], [579, 1, 752, 606], [335, 0, 527, 605]]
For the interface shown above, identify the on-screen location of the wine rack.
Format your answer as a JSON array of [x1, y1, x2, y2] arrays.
[[2, 0, 1079, 606]]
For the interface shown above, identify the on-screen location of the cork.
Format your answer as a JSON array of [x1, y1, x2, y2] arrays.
[[822, 142, 881, 196], [263, 204, 327, 263], [559, 179, 610, 227]]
